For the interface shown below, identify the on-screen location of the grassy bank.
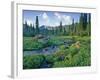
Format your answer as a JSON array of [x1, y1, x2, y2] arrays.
[[23, 36, 91, 69]]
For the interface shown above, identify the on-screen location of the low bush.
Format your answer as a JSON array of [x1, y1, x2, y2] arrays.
[[23, 36, 91, 69], [23, 54, 45, 69]]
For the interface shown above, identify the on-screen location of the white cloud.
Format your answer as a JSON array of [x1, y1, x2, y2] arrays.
[[54, 12, 61, 20], [54, 12, 72, 25], [42, 12, 50, 25], [42, 12, 48, 20], [62, 15, 72, 25]]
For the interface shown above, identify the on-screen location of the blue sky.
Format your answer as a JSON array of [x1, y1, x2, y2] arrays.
[[23, 10, 81, 27]]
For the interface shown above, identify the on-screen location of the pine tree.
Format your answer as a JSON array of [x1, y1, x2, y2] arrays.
[[24, 21, 28, 30], [23, 21, 30, 36], [29, 23, 33, 36], [89, 13, 91, 36], [23, 21, 28, 36], [63, 27, 66, 35], [59, 21, 63, 35], [75, 23, 79, 35], [32, 23, 35, 35], [68, 25, 71, 35], [74, 23, 77, 35], [35, 16, 39, 34], [72, 18, 75, 35], [87, 13, 91, 36], [79, 13, 84, 36], [83, 13, 87, 31]]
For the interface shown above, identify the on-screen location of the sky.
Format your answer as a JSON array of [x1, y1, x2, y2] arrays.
[[23, 10, 81, 27]]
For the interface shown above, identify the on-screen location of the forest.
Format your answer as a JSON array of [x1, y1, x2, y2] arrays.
[[23, 13, 91, 69]]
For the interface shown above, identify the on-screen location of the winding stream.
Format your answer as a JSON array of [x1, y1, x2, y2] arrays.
[[24, 45, 59, 56], [23, 39, 74, 56]]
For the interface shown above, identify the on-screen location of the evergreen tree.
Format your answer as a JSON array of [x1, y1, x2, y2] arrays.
[[59, 21, 63, 32], [32, 23, 35, 35], [63, 27, 66, 35], [87, 13, 91, 36], [24, 21, 28, 31], [74, 23, 77, 35], [29, 23, 33, 36], [79, 13, 84, 35], [55, 27, 58, 35], [75, 23, 79, 35], [56, 27, 59, 35], [68, 25, 71, 35], [72, 18, 75, 35], [83, 13, 87, 31], [23, 21, 30, 36], [52, 27, 55, 35], [89, 13, 91, 36], [35, 16, 39, 34], [58, 21, 63, 35]]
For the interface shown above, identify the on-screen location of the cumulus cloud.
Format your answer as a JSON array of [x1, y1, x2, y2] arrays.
[[42, 12, 50, 25], [54, 12, 61, 20], [62, 15, 72, 25], [54, 12, 72, 25], [42, 12, 49, 20]]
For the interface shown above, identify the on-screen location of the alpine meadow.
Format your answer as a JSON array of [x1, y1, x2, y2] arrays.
[[23, 10, 91, 69]]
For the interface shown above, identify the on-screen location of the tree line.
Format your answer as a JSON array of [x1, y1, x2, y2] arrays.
[[23, 13, 91, 37]]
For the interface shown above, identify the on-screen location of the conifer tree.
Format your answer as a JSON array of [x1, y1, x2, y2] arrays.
[[35, 16, 39, 34]]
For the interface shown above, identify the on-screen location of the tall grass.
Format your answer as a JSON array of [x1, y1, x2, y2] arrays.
[[23, 36, 91, 69]]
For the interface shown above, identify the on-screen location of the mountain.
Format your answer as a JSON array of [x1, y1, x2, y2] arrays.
[[39, 25, 46, 30]]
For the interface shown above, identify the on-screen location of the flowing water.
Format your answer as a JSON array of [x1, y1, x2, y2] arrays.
[[24, 45, 59, 56], [23, 39, 74, 56]]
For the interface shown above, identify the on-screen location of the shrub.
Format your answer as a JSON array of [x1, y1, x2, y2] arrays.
[[53, 61, 66, 67], [45, 55, 54, 64], [54, 49, 68, 61], [69, 44, 79, 57], [70, 41, 91, 66], [59, 45, 66, 50], [23, 54, 45, 69], [23, 36, 91, 69], [23, 38, 44, 50], [53, 60, 71, 67]]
